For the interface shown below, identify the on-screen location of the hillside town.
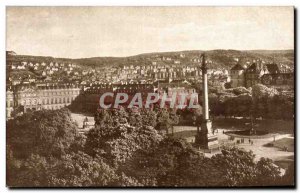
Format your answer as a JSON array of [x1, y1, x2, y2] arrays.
[[6, 50, 294, 118]]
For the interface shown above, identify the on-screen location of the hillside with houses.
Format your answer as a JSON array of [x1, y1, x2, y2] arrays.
[[7, 49, 294, 69]]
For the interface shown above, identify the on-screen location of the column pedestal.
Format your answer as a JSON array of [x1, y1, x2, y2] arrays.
[[195, 119, 218, 150]]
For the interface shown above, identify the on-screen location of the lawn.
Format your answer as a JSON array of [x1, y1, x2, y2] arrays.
[[212, 118, 294, 134], [271, 137, 294, 152]]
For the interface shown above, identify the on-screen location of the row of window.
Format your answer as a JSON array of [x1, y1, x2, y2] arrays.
[[20, 90, 80, 97], [40, 97, 75, 105], [7, 100, 13, 107], [246, 80, 259, 86], [43, 105, 67, 110], [18, 97, 75, 106], [246, 74, 258, 79], [39, 90, 80, 96]]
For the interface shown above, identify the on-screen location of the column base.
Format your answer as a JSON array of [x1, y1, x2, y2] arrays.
[[194, 119, 218, 150]]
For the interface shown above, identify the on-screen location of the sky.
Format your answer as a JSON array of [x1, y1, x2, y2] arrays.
[[6, 6, 294, 58]]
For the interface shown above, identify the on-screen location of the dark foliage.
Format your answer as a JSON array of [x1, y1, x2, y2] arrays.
[[7, 108, 292, 187]]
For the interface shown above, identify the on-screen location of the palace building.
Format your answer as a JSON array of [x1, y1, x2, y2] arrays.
[[6, 83, 81, 118]]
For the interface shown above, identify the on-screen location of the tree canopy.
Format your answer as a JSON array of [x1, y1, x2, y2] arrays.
[[7, 107, 293, 187]]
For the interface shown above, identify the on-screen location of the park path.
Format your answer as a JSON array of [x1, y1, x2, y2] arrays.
[[173, 126, 294, 163], [70, 115, 294, 164]]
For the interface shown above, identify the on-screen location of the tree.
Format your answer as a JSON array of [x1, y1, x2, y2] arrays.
[[120, 138, 282, 187], [47, 152, 118, 187], [252, 84, 279, 99], [94, 109, 113, 127], [85, 123, 162, 167], [140, 108, 157, 127], [121, 137, 203, 186], [7, 108, 80, 159], [10, 154, 50, 187], [191, 107, 202, 130], [156, 109, 179, 134], [8, 152, 119, 187], [7, 145, 22, 187], [127, 107, 143, 127], [280, 162, 294, 186], [210, 147, 281, 187], [252, 84, 294, 120], [255, 157, 281, 186], [235, 94, 252, 117], [223, 96, 238, 117]]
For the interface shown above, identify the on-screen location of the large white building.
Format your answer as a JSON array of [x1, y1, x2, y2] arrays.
[[6, 83, 81, 118]]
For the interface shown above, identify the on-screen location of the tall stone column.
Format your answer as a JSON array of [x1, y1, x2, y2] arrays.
[[202, 54, 209, 121], [195, 53, 217, 150]]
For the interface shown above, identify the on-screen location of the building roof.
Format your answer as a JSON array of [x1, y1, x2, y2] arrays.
[[6, 51, 17, 56], [265, 63, 293, 74], [266, 63, 280, 74], [231, 63, 245, 71], [245, 62, 267, 73]]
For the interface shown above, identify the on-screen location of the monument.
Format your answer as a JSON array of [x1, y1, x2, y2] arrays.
[[195, 54, 218, 150]]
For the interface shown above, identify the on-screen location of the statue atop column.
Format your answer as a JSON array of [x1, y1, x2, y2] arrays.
[[195, 53, 218, 150]]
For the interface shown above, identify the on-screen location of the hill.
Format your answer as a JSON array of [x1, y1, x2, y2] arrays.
[[7, 49, 294, 70]]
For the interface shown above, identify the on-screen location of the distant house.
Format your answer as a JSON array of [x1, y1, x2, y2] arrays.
[[174, 60, 181, 64], [45, 76, 52, 81], [17, 65, 25, 70], [29, 78, 36, 83], [12, 80, 21, 85], [162, 56, 172, 61], [261, 73, 294, 87], [82, 70, 88, 75], [191, 57, 200, 63], [261, 63, 294, 88], [6, 51, 17, 56]]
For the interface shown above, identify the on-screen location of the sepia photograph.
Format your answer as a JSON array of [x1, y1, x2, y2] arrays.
[[5, 6, 295, 188]]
